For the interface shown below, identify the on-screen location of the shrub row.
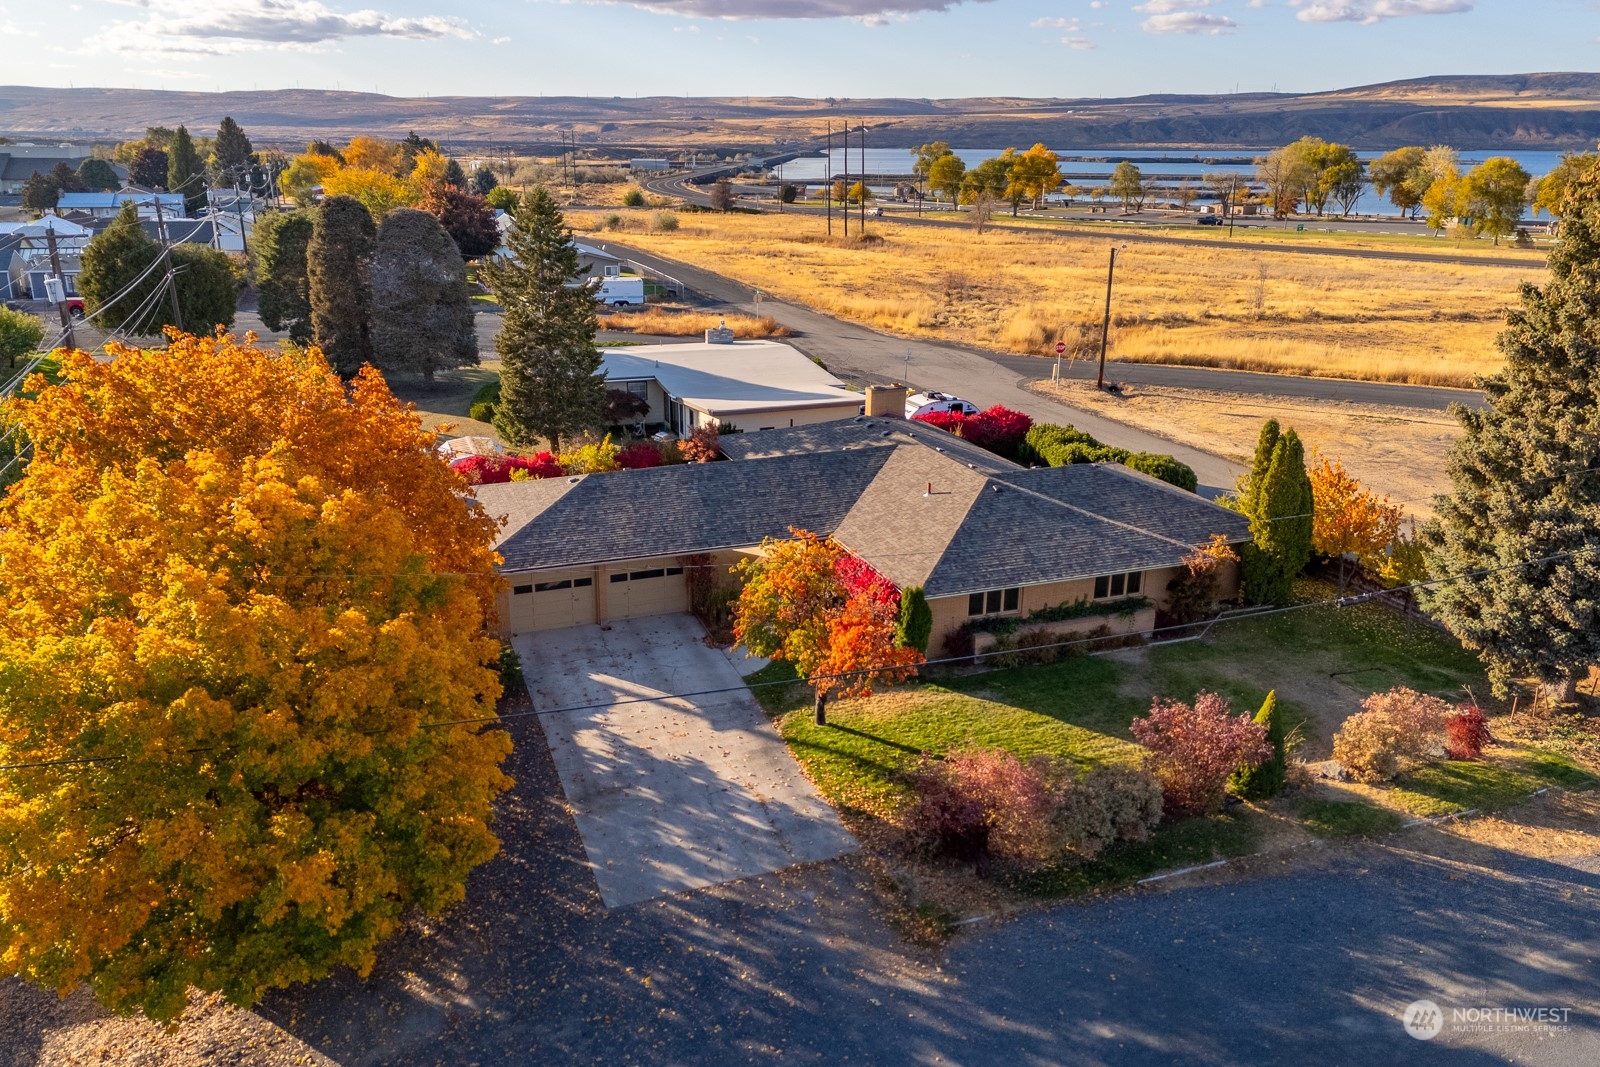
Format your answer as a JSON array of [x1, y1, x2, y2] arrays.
[[1332, 686, 1491, 781], [1020, 423, 1199, 493]]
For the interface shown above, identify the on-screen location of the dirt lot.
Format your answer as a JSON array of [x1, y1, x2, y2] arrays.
[[1031, 377, 1463, 514]]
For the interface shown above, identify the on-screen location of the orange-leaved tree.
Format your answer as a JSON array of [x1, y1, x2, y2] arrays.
[[0, 331, 512, 1023], [733, 529, 922, 722], [1309, 451, 1402, 569]]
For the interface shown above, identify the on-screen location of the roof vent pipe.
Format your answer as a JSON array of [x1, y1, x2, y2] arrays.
[[924, 482, 933, 497]]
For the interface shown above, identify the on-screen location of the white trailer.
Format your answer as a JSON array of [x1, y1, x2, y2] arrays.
[[595, 276, 646, 306], [905, 391, 980, 419]]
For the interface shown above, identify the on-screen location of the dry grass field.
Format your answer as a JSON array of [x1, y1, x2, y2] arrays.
[[596, 307, 792, 337], [574, 209, 1543, 386], [1031, 378, 1463, 514]]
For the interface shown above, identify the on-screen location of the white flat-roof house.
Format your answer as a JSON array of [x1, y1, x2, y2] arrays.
[[602, 339, 863, 435]]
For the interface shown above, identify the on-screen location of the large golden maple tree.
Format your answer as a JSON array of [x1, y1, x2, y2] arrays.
[[0, 332, 512, 1022]]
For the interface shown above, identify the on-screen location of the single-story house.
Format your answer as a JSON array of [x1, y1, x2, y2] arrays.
[[473, 419, 1251, 645], [56, 192, 186, 220], [0, 154, 88, 195], [602, 339, 864, 435], [0, 216, 91, 300]]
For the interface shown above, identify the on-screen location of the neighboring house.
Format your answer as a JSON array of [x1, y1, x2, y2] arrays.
[[574, 242, 625, 279], [0, 216, 91, 300], [473, 419, 1250, 641], [602, 339, 864, 435], [0, 144, 92, 195], [56, 192, 185, 220]]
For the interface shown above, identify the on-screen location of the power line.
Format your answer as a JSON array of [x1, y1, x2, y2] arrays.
[[0, 547, 1577, 773]]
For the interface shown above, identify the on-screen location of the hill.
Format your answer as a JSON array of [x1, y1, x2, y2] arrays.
[[1, 73, 1596, 151]]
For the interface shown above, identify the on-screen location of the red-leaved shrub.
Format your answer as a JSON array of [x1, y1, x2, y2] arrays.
[[617, 441, 665, 469], [911, 410, 966, 434], [1130, 691, 1273, 817], [1446, 704, 1492, 760], [903, 748, 1056, 870], [451, 452, 566, 484], [835, 554, 899, 609], [960, 405, 1033, 457]]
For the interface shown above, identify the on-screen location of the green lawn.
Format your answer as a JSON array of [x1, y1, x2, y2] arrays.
[[1298, 798, 1405, 839], [749, 581, 1561, 894], [1386, 750, 1598, 817]]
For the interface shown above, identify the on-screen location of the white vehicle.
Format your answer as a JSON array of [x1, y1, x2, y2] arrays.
[[905, 391, 980, 419], [595, 276, 646, 306]]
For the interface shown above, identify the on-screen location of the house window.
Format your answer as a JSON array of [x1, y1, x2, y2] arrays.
[[665, 567, 684, 576], [1093, 571, 1144, 599], [534, 579, 572, 593], [513, 584, 533, 595], [629, 568, 666, 581], [967, 587, 1021, 617], [625, 381, 649, 401]]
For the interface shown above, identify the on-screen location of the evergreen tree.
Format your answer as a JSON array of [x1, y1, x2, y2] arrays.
[[441, 157, 468, 189], [1420, 160, 1600, 700], [371, 209, 478, 382], [482, 187, 604, 450], [167, 125, 207, 214], [75, 157, 120, 192], [212, 116, 254, 177], [894, 586, 933, 653], [76, 203, 163, 332], [254, 210, 315, 343], [1230, 691, 1286, 799], [471, 165, 498, 196], [1242, 428, 1313, 606], [307, 196, 376, 378], [1240, 419, 1279, 516]]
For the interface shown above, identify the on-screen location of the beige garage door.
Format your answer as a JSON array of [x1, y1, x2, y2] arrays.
[[507, 572, 596, 633], [608, 564, 689, 620]]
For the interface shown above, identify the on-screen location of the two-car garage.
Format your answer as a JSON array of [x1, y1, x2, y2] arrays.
[[505, 560, 689, 634]]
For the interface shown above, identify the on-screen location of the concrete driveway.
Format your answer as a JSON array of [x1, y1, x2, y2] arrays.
[[512, 615, 855, 908]]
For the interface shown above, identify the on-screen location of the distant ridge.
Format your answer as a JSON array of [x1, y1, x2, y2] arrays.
[[1, 74, 1596, 151]]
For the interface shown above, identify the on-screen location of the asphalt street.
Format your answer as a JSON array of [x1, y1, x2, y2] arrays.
[[256, 702, 1600, 1067]]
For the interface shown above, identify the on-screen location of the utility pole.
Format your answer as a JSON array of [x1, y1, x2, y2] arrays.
[[235, 182, 249, 257], [825, 122, 832, 236], [153, 197, 183, 332], [1096, 245, 1120, 390], [859, 122, 866, 233], [45, 225, 76, 349]]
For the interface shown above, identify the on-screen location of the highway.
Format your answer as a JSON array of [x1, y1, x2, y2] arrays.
[[598, 239, 1484, 414]]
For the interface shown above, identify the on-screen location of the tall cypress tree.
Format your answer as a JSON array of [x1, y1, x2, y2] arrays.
[[1242, 427, 1313, 606], [1240, 419, 1280, 515], [253, 210, 315, 344], [167, 125, 207, 215], [307, 196, 376, 378], [1421, 161, 1600, 700], [371, 209, 478, 383], [483, 187, 604, 450]]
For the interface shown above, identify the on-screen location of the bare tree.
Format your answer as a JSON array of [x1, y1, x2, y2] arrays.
[[970, 191, 996, 234]]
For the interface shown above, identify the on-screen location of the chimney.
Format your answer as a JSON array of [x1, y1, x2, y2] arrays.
[[865, 383, 908, 418], [704, 317, 735, 345]]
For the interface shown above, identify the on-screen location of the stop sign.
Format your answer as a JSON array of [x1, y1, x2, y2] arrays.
[[1054, 341, 1067, 355]]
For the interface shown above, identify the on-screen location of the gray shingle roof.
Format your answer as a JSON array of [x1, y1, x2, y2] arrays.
[[719, 418, 1018, 475], [0, 156, 81, 181], [476, 433, 1250, 595], [488, 449, 894, 572]]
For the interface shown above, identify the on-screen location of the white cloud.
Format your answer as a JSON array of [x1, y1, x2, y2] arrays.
[[1294, 0, 1470, 22], [85, 0, 476, 57], [1141, 8, 1236, 31], [491, 34, 510, 42], [1134, 0, 1203, 11], [1061, 34, 1095, 47], [1031, 15, 1079, 27], [596, 0, 996, 19]]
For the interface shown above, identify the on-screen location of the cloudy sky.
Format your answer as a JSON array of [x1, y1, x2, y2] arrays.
[[1, 0, 1590, 98]]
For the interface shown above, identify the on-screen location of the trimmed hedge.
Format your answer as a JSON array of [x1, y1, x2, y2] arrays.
[[965, 595, 1152, 638], [1020, 422, 1197, 493]]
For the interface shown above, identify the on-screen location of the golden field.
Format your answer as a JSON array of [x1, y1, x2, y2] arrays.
[[572, 208, 1545, 386]]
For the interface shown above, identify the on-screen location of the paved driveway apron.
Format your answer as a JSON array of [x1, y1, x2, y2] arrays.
[[512, 615, 855, 908]]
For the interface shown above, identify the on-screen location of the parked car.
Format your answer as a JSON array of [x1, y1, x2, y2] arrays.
[[64, 297, 86, 318], [905, 391, 980, 419], [1196, 215, 1223, 226]]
